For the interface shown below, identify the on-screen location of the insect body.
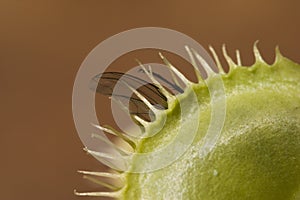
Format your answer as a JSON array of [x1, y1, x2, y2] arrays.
[[90, 71, 173, 122]]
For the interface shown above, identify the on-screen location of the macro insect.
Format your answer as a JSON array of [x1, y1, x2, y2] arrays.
[[75, 44, 300, 200], [89, 69, 186, 122]]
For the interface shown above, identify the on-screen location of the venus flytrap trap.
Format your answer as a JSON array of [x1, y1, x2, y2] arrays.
[[74, 43, 300, 200]]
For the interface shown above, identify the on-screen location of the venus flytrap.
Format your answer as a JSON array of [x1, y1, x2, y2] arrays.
[[76, 44, 300, 200]]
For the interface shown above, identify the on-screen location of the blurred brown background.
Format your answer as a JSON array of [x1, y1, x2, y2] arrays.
[[0, 0, 299, 200]]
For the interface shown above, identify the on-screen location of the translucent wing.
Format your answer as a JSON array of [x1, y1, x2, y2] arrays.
[[90, 72, 168, 122], [137, 69, 184, 93]]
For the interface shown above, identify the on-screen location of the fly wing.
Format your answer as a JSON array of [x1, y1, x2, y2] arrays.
[[137, 69, 184, 93], [90, 72, 168, 122]]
